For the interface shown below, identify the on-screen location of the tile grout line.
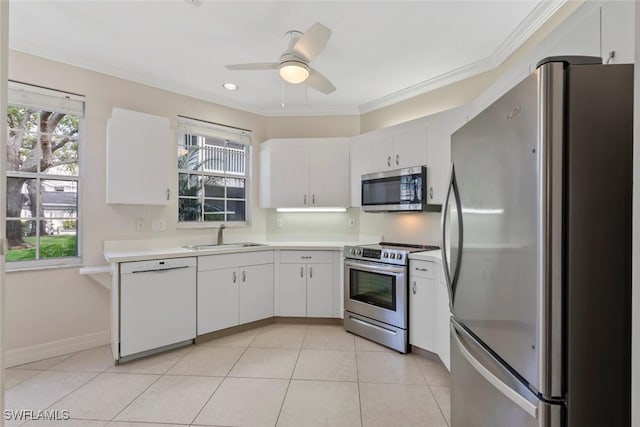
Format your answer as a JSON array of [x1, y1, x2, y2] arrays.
[[425, 384, 451, 427], [354, 335, 364, 427], [273, 324, 308, 427], [188, 325, 263, 425], [106, 345, 197, 424]]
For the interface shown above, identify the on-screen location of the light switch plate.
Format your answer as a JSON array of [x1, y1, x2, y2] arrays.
[[152, 219, 165, 231]]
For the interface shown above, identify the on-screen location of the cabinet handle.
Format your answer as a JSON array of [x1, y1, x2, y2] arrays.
[[387, 156, 391, 167], [309, 267, 313, 278], [312, 194, 315, 205], [395, 154, 399, 166], [304, 194, 307, 205], [300, 267, 304, 278], [242, 270, 246, 282], [415, 267, 429, 272], [166, 188, 170, 201], [429, 187, 434, 200], [301, 256, 312, 260], [412, 281, 417, 295], [233, 271, 237, 283]]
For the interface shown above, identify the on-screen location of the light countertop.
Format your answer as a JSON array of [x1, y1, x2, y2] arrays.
[[104, 241, 367, 263], [409, 250, 442, 262]]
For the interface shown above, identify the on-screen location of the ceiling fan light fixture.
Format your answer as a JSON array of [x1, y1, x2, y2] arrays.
[[279, 60, 309, 84]]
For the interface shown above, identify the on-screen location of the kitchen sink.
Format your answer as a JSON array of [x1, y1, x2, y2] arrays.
[[183, 242, 267, 251]]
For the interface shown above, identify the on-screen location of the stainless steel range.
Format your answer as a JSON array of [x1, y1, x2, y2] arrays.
[[343, 242, 439, 353]]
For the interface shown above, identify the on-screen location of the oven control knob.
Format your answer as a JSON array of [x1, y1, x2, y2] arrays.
[[356, 249, 362, 256], [350, 249, 356, 255], [390, 253, 397, 259], [383, 253, 388, 258], [397, 254, 403, 260]]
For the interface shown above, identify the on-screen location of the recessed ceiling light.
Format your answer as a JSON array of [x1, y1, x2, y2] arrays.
[[223, 83, 238, 91]]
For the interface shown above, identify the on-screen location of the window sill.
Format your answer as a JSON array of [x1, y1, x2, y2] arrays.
[[176, 221, 250, 230], [5, 258, 83, 273]]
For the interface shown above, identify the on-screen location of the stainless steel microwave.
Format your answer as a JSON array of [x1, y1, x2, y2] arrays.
[[361, 166, 427, 212]]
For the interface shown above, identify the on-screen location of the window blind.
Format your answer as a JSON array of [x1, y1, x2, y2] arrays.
[[177, 116, 251, 145], [8, 81, 85, 116]]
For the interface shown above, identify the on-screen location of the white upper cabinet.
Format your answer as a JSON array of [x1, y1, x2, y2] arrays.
[[600, 1, 635, 64], [364, 128, 427, 174], [309, 143, 350, 207], [425, 107, 467, 205], [260, 138, 350, 208], [349, 135, 366, 207], [394, 127, 427, 170], [106, 108, 171, 205]]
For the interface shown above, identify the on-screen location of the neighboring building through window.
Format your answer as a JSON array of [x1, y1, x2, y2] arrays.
[[6, 82, 83, 266], [177, 117, 251, 224]]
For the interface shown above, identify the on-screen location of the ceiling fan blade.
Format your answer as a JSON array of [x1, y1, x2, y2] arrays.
[[306, 68, 336, 94], [293, 22, 331, 62], [226, 63, 278, 70]]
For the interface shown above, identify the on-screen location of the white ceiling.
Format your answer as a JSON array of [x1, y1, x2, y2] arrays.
[[8, 1, 565, 116]]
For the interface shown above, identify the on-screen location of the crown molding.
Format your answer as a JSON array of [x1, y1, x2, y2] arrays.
[[359, 0, 567, 115]]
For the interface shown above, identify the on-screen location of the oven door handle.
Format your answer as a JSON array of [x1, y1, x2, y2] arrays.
[[344, 260, 406, 274]]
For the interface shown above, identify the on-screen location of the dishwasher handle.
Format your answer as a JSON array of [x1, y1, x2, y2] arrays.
[[131, 265, 191, 274]]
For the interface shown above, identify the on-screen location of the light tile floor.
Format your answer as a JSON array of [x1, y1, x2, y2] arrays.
[[6, 323, 451, 427]]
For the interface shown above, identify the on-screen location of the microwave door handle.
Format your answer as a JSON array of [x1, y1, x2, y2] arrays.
[[344, 260, 406, 274]]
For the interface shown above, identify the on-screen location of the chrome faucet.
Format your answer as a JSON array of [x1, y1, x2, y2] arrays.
[[217, 224, 226, 245]]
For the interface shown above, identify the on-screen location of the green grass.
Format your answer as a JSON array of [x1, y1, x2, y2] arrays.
[[6, 235, 77, 261]]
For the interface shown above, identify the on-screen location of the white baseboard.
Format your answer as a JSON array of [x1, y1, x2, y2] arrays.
[[5, 330, 111, 368]]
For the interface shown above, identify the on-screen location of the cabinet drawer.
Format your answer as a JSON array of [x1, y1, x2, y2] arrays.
[[280, 250, 333, 264], [198, 250, 274, 271], [410, 260, 434, 279]]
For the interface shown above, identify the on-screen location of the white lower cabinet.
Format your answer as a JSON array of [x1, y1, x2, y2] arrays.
[[198, 267, 239, 333], [239, 263, 275, 324], [435, 262, 451, 370], [409, 260, 436, 352], [278, 251, 334, 318], [409, 258, 450, 371], [197, 251, 274, 335]]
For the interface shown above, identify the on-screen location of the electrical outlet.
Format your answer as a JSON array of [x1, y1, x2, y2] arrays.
[[348, 218, 356, 228], [152, 219, 165, 231], [276, 218, 284, 229], [135, 218, 145, 232]]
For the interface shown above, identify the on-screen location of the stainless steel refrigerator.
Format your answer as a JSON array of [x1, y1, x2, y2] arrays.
[[442, 56, 632, 427]]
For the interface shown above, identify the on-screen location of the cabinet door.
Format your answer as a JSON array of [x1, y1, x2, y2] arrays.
[[197, 268, 239, 334], [350, 136, 366, 207], [365, 136, 393, 173], [393, 127, 427, 169], [426, 109, 466, 205], [306, 263, 334, 318], [239, 264, 274, 324], [309, 141, 350, 207], [409, 275, 436, 352], [270, 145, 309, 207], [435, 267, 451, 370], [106, 109, 171, 205], [279, 263, 307, 316]]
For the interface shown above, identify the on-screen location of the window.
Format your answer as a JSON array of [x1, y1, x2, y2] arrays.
[[177, 117, 251, 224], [6, 82, 83, 267]]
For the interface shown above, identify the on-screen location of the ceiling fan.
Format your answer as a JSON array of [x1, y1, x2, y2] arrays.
[[226, 22, 336, 94]]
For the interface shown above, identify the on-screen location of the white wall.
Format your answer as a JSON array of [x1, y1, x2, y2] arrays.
[[5, 50, 365, 364]]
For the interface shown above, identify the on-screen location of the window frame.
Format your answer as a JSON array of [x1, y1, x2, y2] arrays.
[[5, 81, 84, 271], [176, 116, 252, 228]]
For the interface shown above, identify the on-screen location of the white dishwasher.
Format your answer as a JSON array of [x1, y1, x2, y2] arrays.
[[119, 257, 197, 359]]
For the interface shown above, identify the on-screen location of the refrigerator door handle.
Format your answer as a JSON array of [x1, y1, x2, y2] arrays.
[[441, 163, 463, 308], [452, 321, 538, 419]]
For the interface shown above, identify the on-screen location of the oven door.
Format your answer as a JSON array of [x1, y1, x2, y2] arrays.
[[344, 259, 407, 328]]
